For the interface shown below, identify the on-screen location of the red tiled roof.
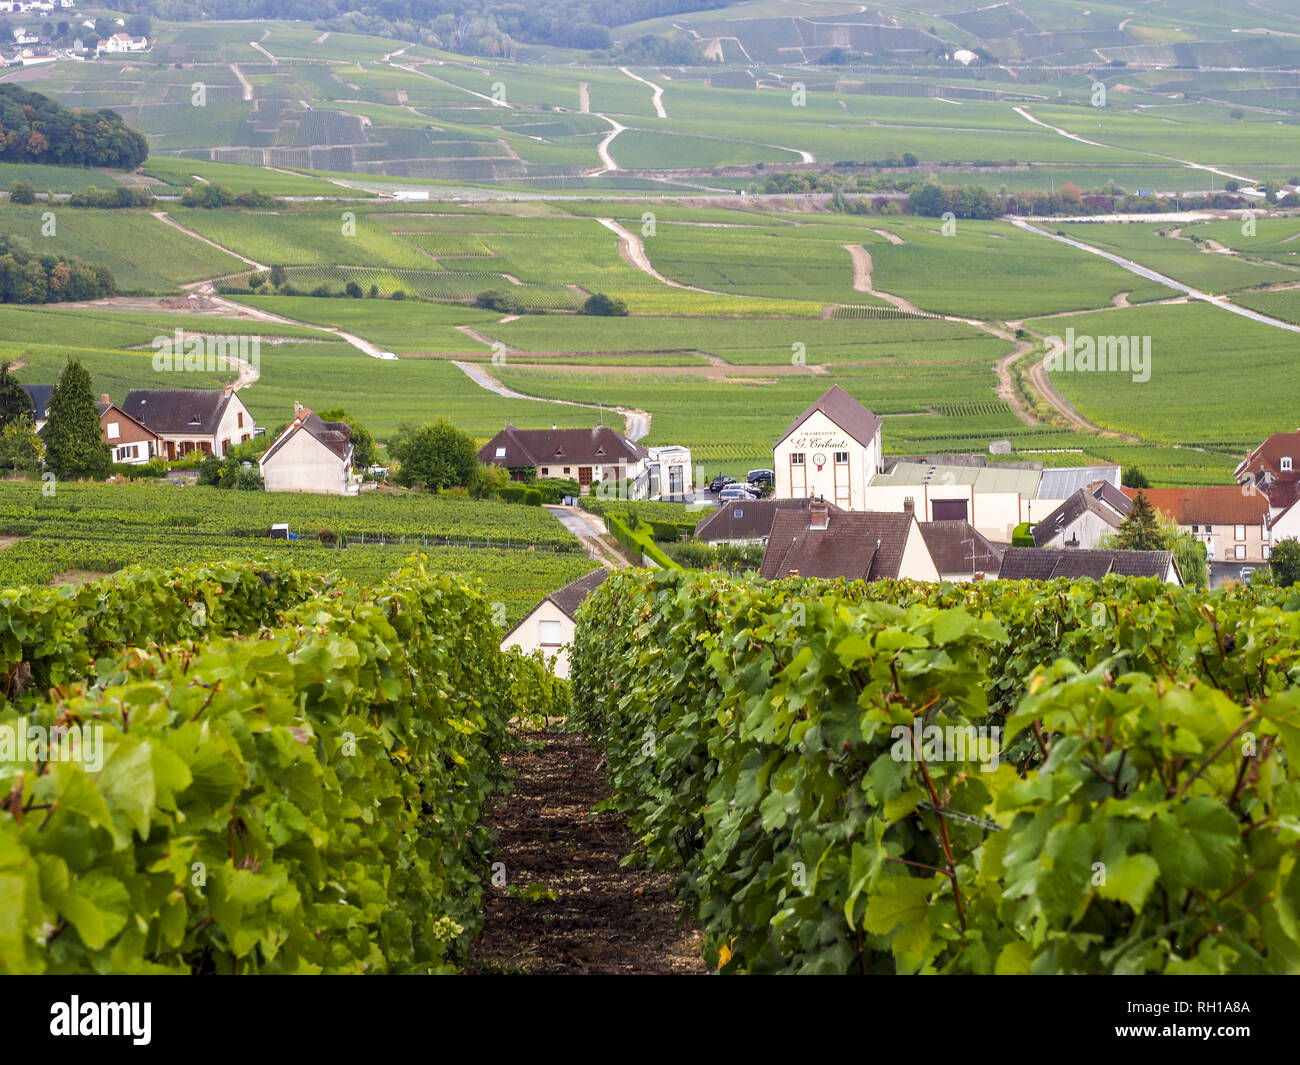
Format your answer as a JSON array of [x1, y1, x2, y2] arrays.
[[1236, 432, 1300, 485], [1120, 486, 1270, 526]]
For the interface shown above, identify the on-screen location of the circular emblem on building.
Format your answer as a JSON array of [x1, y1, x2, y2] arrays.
[[813, 452, 827, 471]]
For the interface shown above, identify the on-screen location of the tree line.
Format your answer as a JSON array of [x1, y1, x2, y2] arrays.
[[0, 84, 148, 171], [98, 0, 718, 57], [0, 235, 117, 304]]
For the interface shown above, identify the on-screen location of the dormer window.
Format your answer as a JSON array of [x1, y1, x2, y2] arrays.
[[1283, 457, 1293, 472]]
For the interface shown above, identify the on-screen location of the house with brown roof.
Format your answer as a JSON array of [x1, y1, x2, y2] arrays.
[[694, 497, 845, 546], [479, 423, 649, 496], [1235, 431, 1300, 512], [501, 568, 608, 678], [918, 519, 1003, 581], [97, 395, 162, 466], [121, 388, 255, 460], [998, 547, 1182, 584], [259, 404, 357, 495], [760, 497, 939, 582], [1126, 486, 1272, 586], [1033, 480, 1132, 549], [773, 385, 883, 511]]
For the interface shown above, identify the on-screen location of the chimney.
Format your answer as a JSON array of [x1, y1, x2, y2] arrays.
[[903, 496, 915, 516], [101, 394, 110, 405], [809, 497, 830, 531], [552, 422, 557, 430], [293, 401, 304, 417]]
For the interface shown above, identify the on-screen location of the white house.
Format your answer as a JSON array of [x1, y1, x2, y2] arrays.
[[121, 388, 255, 460], [1032, 480, 1132, 549], [259, 405, 357, 495], [501, 568, 607, 678], [773, 385, 883, 510], [97, 32, 148, 54]]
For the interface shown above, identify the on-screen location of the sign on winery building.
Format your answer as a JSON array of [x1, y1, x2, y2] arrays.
[[772, 385, 882, 511]]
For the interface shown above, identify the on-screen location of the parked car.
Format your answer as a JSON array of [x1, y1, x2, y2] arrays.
[[747, 469, 774, 485], [708, 475, 736, 492], [719, 485, 761, 503]]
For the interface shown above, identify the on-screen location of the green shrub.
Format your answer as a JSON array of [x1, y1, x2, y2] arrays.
[[573, 571, 1300, 974], [0, 561, 568, 973], [522, 488, 543, 506]]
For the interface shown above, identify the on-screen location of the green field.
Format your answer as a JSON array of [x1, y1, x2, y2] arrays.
[[1027, 302, 1300, 451], [0, 205, 248, 292], [0, 479, 591, 623]]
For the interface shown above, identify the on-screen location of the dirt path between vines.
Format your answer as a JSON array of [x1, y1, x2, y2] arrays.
[[470, 730, 705, 974]]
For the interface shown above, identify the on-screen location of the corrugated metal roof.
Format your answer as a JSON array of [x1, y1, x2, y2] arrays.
[[870, 461, 1040, 496], [1037, 465, 1122, 499]]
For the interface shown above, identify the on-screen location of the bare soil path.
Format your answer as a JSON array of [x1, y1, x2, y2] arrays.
[[619, 66, 667, 118], [153, 212, 267, 271], [469, 730, 705, 975]]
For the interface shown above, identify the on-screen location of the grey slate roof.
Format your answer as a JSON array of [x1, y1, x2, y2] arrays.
[[693, 497, 843, 543], [479, 424, 646, 468], [761, 507, 913, 581], [261, 410, 352, 465], [918, 521, 1003, 575], [19, 384, 52, 421], [998, 547, 1175, 582], [1032, 481, 1132, 547], [121, 389, 233, 436]]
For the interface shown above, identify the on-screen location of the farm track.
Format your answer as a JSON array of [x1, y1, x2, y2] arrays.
[[450, 360, 652, 441], [619, 67, 667, 118], [469, 730, 704, 975], [593, 115, 625, 172], [993, 339, 1040, 427], [1009, 219, 1300, 335], [229, 63, 253, 101], [153, 212, 267, 271], [1011, 106, 1253, 185]]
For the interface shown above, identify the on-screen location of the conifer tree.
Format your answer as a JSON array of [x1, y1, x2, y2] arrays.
[[42, 359, 110, 480]]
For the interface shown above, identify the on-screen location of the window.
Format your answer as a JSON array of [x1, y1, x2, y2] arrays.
[[541, 468, 549, 476], [1205, 525, 1213, 534], [539, 620, 562, 647], [1264, 544, 1272, 560], [1235, 524, 1246, 541], [1283, 457, 1294, 472], [732, 508, 743, 519], [495, 446, 506, 459], [791, 453, 805, 465], [106, 421, 120, 440], [1235, 544, 1246, 560], [563, 467, 571, 475], [237, 412, 244, 429], [834, 452, 848, 464], [1264, 524, 1270, 540]]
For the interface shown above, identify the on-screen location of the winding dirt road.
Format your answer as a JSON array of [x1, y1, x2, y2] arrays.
[[451, 360, 652, 441], [619, 67, 667, 118]]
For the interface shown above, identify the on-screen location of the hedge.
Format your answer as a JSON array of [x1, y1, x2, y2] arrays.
[[0, 561, 569, 973]]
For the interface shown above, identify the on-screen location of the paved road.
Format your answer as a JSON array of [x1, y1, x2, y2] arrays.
[[1009, 218, 1300, 335]]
